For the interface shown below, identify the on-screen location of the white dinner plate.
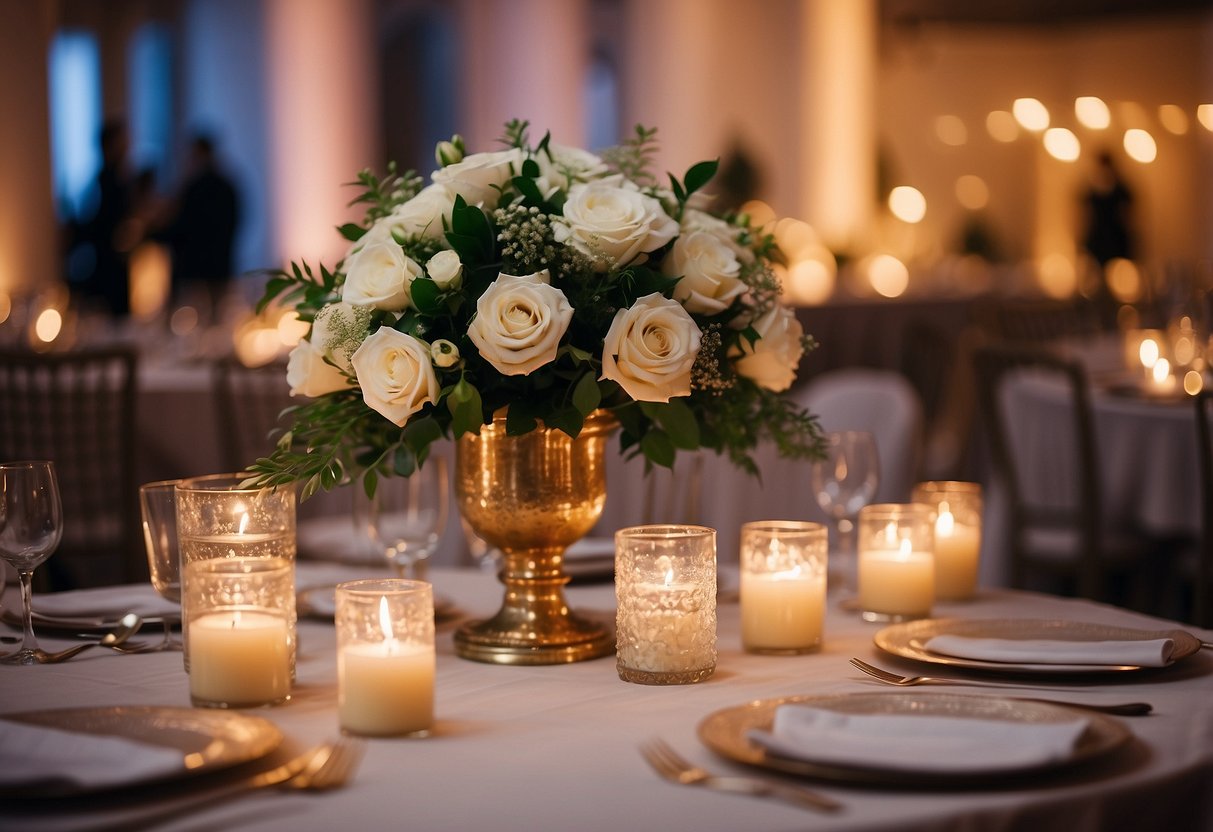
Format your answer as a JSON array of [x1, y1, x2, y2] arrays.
[[698, 692, 1130, 787], [0, 706, 282, 798], [875, 618, 1203, 674]]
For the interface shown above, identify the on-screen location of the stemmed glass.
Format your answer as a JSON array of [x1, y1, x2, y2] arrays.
[[0, 461, 64, 665], [810, 431, 880, 593], [356, 457, 449, 579], [138, 479, 184, 651]]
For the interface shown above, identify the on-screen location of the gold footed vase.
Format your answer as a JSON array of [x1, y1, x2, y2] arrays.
[[454, 409, 616, 665]]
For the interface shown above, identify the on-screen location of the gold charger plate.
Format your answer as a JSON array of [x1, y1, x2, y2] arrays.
[[698, 692, 1130, 787], [0, 706, 282, 798], [875, 618, 1202, 674]]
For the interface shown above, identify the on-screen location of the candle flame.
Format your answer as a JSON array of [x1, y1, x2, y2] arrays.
[[883, 521, 898, 546], [378, 596, 395, 642], [231, 610, 241, 629], [237, 511, 250, 535], [1152, 358, 1171, 384], [936, 508, 955, 537], [663, 567, 675, 588], [1139, 338, 1160, 368], [898, 537, 912, 558]]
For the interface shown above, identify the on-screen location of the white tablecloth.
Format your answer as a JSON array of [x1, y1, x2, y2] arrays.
[[3, 564, 1212, 832]]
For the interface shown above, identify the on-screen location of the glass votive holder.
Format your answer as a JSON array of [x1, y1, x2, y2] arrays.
[[911, 481, 983, 602], [176, 474, 297, 672], [615, 525, 717, 685], [857, 504, 935, 623], [739, 521, 828, 655], [336, 579, 435, 737], [185, 557, 294, 708]]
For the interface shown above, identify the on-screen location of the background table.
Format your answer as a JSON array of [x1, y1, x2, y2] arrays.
[[4, 565, 1212, 832]]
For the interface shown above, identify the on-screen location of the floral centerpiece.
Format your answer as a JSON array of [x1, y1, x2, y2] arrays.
[[247, 122, 822, 499]]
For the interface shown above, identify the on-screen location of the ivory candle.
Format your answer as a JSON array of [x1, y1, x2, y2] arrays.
[[859, 544, 934, 618], [339, 642, 435, 736], [741, 570, 826, 650], [933, 510, 981, 600], [188, 611, 291, 707]]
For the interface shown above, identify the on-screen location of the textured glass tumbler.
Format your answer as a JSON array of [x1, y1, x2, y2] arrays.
[[185, 557, 294, 708], [857, 504, 935, 623], [911, 481, 983, 601], [337, 579, 435, 737], [176, 474, 297, 675], [615, 525, 717, 685], [740, 521, 828, 654]]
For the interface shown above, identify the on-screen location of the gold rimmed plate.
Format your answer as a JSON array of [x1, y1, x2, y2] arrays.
[[0, 706, 282, 798], [698, 692, 1131, 787], [875, 618, 1203, 674], [297, 585, 460, 624]]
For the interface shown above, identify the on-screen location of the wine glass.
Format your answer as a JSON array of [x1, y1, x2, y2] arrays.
[[810, 431, 880, 593], [0, 461, 64, 665], [358, 457, 449, 579], [138, 479, 184, 651]]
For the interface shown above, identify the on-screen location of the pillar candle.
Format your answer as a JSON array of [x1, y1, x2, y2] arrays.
[[188, 611, 291, 707]]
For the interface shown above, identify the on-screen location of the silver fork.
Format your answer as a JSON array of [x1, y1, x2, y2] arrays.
[[848, 658, 1153, 715], [640, 738, 842, 813]]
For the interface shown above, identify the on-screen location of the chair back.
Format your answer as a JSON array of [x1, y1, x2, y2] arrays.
[[0, 348, 139, 587], [796, 368, 923, 503], [976, 297, 1102, 343], [972, 344, 1102, 597], [212, 359, 292, 472], [1194, 390, 1213, 627]]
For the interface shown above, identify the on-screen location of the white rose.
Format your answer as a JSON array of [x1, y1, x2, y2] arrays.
[[731, 305, 804, 392], [426, 250, 463, 290], [681, 208, 755, 264], [430, 338, 460, 368], [663, 230, 746, 315], [554, 180, 679, 271], [431, 148, 523, 210], [286, 339, 352, 397], [310, 301, 373, 371], [387, 183, 458, 241], [350, 327, 440, 426], [601, 293, 701, 402], [342, 241, 423, 311], [468, 272, 573, 376], [533, 144, 609, 197]]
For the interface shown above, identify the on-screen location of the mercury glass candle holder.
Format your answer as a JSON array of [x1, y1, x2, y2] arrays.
[[739, 521, 828, 654], [336, 579, 436, 737], [857, 504, 935, 623], [911, 481, 983, 601], [615, 525, 717, 685], [175, 473, 297, 674], [185, 557, 294, 708]]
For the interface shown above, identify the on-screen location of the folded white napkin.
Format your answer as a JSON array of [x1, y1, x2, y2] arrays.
[[748, 705, 1089, 773], [0, 719, 185, 791], [33, 585, 179, 620], [924, 634, 1175, 667]]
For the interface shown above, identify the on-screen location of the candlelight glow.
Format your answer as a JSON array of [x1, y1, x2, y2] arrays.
[[934, 115, 967, 146], [888, 186, 926, 223], [898, 537, 912, 558], [276, 311, 309, 346], [866, 254, 909, 299], [238, 511, 250, 535], [1043, 127, 1080, 162], [1158, 104, 1189, 135], [1106, 258, 1142, 303], [955, 175, 989, 210], [1012, 98, 1049, 132], [1199, 105, 1213, 132], [782, 258, 835, 305], [1038, 253, 1076, 299], [0, 293, 10, 325], [1075, 96, 1110, 129], [1184, 370, 1204, 396], [739, 199, 777, 230], [34, 308, 62, 343], [1123, 129, 1157, 163], [379, 596, 395, 642], [936, 508, 955, 538], [1139, 338, 1160, 368], [1152, 358, 1171, 384], [986, 110, 1018, 142]]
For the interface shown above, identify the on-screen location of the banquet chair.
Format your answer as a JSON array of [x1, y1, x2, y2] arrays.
[[973, 344, 1153, 603], [1192, 390, 1213, 627], [0, 348, 140, 588], [796, 368, 923, 503], [975, 297, 1103, 343], [212, 358, 292, 472]]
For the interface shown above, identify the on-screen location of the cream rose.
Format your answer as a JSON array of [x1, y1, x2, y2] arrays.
[[350, 327, 440, 426], [426, 250, 463, 290], [286, 339, 352, 398], [533, 144, 609, 197], [663, 230, 746, 315], [431, 148, 523, 210], [601, 293, 701, 402], [731, 305, 804, 392], [386, 183, 458, 241], [554, 180, 679, 271], [468, 272, 573, 376], [681, 208, 755, 264], [310, 301, 372, 371], [342, 241, 423, 311]]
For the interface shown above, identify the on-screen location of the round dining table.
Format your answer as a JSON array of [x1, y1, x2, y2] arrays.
[[2, 563, 1212, 832]]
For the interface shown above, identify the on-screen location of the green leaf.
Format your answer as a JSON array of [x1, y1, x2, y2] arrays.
[[561, 344, 594, 366], [505, 402, 538, 436], [338, 223, 366, 242], [640, 429, 676, 469], [521, 157, 540, 178], [649, 399, 700, 450], [409, 277, 443, 315], [511, 174, 547, 208], [393, 445, 418, 477], [363, 468, 379, 500], [572, 372, 601, 416], [545, 407, 584, 438], [668, 173, 686, 204], [683, 160, 719, 196], [740, 325, 761, 348], [447, 376, 484, 437], [402, 416, 443, 454]]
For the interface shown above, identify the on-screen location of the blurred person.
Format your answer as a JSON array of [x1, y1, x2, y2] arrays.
[[77, 119, 133, 317], [158, 133, 241, 321], [1082, 151, 1135, 324]]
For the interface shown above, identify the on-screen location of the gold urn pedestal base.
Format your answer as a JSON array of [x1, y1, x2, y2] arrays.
[[454, 575, 614, 665]]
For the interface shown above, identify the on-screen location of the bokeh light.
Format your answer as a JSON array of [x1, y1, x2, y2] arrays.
[[934, 115, 967, 147], [1043, 127, 1080, 162], [1197, 104, 1213, 132], [1105, 258, 1141, 303], [1012, 98, 1049, 132], [955, 175, 989, 210], [1038, 253, 1076, 298], [1123, 128, 1157, 163], [865, 254, 910, 298], [1158, 104, 1188, 135], [34, 308, 62, 343], [1074, 96, 1110, 129], [888, 186, 926, 224], [986, 110, 1018, 142]]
